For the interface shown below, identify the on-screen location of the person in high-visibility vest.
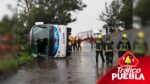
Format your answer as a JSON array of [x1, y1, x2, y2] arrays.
[[71, 36, 78, 51], [104, 35, 114, 65], [117, 33, 131, 58], [133, 32, 148, 57], [94, 35, 105, 64]]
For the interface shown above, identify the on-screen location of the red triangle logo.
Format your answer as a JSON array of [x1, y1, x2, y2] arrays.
[[118, 51, 139, 67]]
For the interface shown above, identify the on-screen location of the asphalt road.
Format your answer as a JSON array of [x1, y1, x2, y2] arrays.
[[0, 42, 117, 84], [1, 28, 150, 84]]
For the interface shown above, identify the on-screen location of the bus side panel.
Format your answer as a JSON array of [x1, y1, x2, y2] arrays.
[[54, 25, 67, 58], [66, 27, 72, 56], [59, 26, 67, 57]]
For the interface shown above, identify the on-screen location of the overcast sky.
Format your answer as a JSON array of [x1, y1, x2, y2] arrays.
[[0, 0, 112, 35], [68, 0, 112, 35], [0, 0, 17, 20]]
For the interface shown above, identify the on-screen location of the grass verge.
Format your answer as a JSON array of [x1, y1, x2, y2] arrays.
[[0, 52, 34, 74]]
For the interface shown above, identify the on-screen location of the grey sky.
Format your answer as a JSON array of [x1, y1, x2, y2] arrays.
[[68, 0, 112, 35], [0, 0, 112, 35], [0, 0, 17, 20]]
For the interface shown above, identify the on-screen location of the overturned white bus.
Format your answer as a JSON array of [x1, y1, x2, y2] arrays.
[[29, 23, 72, 58]]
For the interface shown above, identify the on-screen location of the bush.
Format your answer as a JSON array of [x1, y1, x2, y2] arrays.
[[0, 52, 33, 74], [21, 44, 32, 54], [0, 59, 17, 74], [17, 52, 33, 65]]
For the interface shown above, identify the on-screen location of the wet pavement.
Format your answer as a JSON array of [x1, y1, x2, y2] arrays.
[[0, 42, 118, 84]]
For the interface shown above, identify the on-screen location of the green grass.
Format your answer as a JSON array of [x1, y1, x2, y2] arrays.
[[17, 52, 34, 65], [0, 59, 17, 74], [0, 52, 34, 74]]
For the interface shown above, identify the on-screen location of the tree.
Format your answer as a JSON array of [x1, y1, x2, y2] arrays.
[[99, 0, 121, 33], [17, 0, 86, 44], [99, 0, 133, 33], [118, 0, 132, 29], [0, 15, 16, 35], [134, 0, 150, 26], [18, 0, 86, 30], [0, 16, 10, 35]]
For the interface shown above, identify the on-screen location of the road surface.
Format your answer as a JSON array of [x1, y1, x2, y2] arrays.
[[0, 42, 118, 84], [1, 28, 150, 84]]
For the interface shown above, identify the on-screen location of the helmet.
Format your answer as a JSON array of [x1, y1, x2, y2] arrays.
[[122, 34, 127, 38], [98, 35, 103, 39], [137, 31, 144, 38]]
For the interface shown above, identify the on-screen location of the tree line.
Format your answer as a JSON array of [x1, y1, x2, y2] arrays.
[[0, 0, 86, 53], [0, 0, 150, 44], [99, 0, 132, 33]]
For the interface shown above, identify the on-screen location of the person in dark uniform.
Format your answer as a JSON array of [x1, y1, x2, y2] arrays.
[[133, 32, 148, 57], [117, 34, 131, 58], [95, 35, 105, 64], [104, 36, 114, 65]]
